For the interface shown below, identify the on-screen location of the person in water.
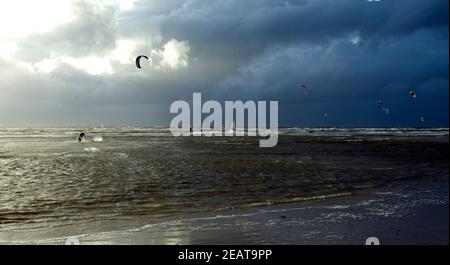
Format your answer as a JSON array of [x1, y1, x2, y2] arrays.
[[78, 132, 86, 142]]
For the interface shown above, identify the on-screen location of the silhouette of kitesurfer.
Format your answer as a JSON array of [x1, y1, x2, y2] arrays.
[[78, 132, 86, 142]]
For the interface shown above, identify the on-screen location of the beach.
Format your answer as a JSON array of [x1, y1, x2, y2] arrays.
[[0, 179, 447, 245], [0, 127, 448, 244]]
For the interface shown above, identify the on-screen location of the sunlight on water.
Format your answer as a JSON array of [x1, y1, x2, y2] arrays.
[[0, 127, 448, 230]]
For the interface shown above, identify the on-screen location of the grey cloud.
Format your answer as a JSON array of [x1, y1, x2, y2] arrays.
[[0, 0, 448, 126], [17, 0, 117, 62], [120, 0, 448, 89], [129, 0, 448, 56], [217, 28, 448, 101]]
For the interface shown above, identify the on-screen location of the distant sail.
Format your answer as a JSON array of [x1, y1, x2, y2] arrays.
[[226, 120, 236, 134]]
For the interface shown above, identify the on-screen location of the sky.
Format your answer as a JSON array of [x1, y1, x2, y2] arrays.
[[0, 0, 448, 127]]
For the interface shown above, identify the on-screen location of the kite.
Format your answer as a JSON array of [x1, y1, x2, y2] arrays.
[[299, 85, 309, 94], [378, 101, 389, 115], [136, 55, 151, 69]]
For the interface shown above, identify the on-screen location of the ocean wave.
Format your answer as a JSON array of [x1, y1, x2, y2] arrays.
[[0, 127, 447, 138], [83, 147, 99, 152], [278, 127, 449, 137]]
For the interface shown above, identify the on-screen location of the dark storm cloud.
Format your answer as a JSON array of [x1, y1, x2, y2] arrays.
[[119, 0, 449, 106], [126, 0, 448, 63], [220, 29, 449, 101]]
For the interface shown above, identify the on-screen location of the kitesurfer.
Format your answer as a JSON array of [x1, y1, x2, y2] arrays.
[[78, 132, 86, 142]]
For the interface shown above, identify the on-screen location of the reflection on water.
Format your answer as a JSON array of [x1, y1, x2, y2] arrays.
[[0, 127, 448, 231]]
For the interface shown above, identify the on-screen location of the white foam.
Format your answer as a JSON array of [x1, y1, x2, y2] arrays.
[[93, 136, 103, 142], [83, 147, 99, 152]]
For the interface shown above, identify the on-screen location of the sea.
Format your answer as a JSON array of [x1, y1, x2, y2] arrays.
[[0, 127, 448, 244]]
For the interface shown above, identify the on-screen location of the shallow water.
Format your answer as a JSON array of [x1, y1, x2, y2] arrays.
[[0, 127, 448, 232]]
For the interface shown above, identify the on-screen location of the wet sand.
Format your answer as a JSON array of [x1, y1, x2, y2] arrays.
[[1, 179, 447, 245]]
